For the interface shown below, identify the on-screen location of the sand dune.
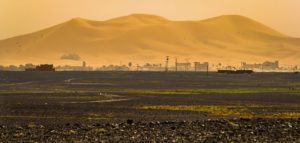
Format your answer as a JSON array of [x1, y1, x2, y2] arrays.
[[0, 14, 299, 66]]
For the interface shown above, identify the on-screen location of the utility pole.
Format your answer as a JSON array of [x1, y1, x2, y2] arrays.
[[206, 63, 209, 76], [136, 64, 139, 71], [175, 57, 178, 72], [165, 56, 169, 72], [82, 61, 86, 68], [185, 58, 190, 72]]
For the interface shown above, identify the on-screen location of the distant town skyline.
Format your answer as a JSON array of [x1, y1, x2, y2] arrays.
[[1, 0, 300, 39], [0, 60, 298, 72]]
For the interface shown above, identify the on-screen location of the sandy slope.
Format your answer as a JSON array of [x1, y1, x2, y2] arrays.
[[0, 14, 299, 66]]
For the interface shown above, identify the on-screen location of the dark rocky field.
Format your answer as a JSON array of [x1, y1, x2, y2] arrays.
[[0, 71, 300, 142]]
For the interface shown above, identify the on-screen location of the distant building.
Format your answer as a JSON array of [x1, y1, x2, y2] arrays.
[[25, 63, 35, 69], [36, 64, 55, 71], [25, 68, 36, 71], [262, 61, 279, 70], [241, 61, 279, 71], [82, 61, 86, 67], [95, 65, 129, 71], [241, 62, 261, 70], [140, 63, 164, 71], [56, 65, 93, 71], [55, 61, 93, 71], [25, 64, 55, 71], [176, 62, 192, 71], [194, 62, 209, 72]]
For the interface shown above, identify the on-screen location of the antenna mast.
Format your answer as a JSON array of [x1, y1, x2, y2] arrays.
[[175, 57, 178, 72], [206, 63, 209, 76], [165, 56, 169, 72]]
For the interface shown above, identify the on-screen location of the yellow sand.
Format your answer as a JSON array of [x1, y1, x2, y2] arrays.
[[1, 14, 299, 66]]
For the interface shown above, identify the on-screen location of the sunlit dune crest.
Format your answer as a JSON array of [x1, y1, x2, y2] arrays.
[[0, 14, 300, 66]]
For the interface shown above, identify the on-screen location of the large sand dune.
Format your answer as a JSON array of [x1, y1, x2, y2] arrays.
[[1, 14, 299, 66]]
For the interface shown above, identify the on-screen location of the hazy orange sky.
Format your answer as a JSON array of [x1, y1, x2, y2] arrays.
[[1, 0, 300, 39]]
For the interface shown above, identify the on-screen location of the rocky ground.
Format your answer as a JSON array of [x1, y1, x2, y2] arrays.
[[1, 72, 300, 142], [1, 118, 299, 142]]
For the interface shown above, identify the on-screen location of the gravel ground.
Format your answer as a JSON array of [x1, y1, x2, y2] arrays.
[[1, 72, 300, 142], [1, 118, 299, 142]]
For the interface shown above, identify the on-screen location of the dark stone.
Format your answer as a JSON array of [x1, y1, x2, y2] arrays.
[[240, 118, 251, 121], [127, 119, 134, 125], [74, 123, 80, 127]]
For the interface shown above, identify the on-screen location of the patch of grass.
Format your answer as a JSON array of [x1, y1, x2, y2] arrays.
[[94, 128, 106, 133], [13, 132, 25, 138], [27, 122, 37, 128], [228, 121, 239, 128], [87, 113, 114, 118], [0, 115, 110, 120], [0, 115, 58, 119], [1, 87, 300, 95], [263, 112, 300, 119], [139, 105, 253, 118], [106, 88, 300, 95], [86, 113, 113, 120], [138, 105, 300, 119], [43, 95, 108, 100], [64, 129, 77, 135]]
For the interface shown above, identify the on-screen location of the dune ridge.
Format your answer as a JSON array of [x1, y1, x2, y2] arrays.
[[0, 14, 299, 66]]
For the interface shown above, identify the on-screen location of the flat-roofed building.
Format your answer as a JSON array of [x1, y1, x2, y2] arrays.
[[26, 64, 55, 71], [176, 62, 192, 71], [194, 62, 209, 72]]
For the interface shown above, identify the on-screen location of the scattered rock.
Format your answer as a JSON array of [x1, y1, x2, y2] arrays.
[[0, 119, 299, 142], [127, 119, 134, 125]]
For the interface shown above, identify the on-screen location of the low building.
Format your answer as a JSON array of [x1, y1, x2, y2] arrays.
[[176, 62, 192, 71], [95, 65, 129, 71], [262, 61, 279, 70], [194, 62, 209, 72], [56, 61, 93, 71], [241, 62, 262, 70], [25, 68, 36, 71], [25, 64, 55, 71], [141, 63, 164, 71], [36, 64, 55, 71], [241, 61, 279, 71]]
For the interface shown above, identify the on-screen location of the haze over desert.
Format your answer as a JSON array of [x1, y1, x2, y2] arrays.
[[1, 1, 300, 142]]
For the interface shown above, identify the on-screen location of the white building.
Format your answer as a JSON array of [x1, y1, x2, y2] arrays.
[[194, 62, 209, 72], [176, 62, 192, 71]]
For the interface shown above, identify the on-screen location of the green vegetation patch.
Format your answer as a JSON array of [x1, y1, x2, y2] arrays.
[[139, 105, 253, 118], [86, 113, 113, 120], [138, 105, 300, 119], [263, 112, 300, 119], [1, 87, 300, 95], [0, 115, 59, 119], [13, 132, 25, 138], [64, 129, 77, 135], [106, 88, 300, 95], [42, 95, 109, 100], [94, 128, 107, 133], [0, 115, 110, 120]]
